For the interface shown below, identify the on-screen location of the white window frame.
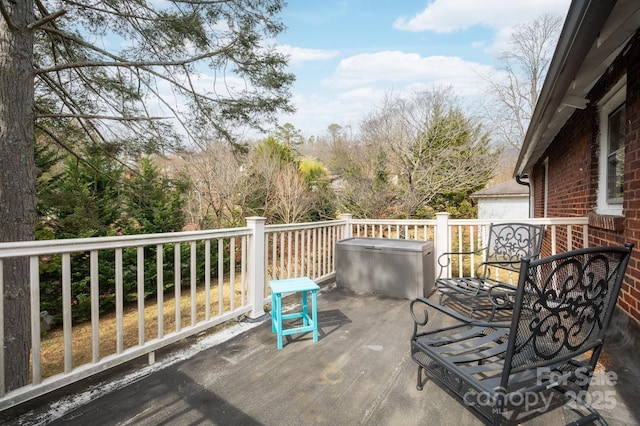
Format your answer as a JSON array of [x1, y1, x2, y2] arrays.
[[597, 76, 626, 216]]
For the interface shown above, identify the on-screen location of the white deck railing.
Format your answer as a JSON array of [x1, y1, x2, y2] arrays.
[[346, 214, 589, 283], [0, 214, 588, 410]]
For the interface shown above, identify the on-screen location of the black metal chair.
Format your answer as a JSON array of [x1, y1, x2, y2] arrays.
[[435, 222, 545, 320], [411, 243, 633, 425]]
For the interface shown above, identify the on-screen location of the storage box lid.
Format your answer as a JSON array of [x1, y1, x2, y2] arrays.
[[337, 237, 432, 252]]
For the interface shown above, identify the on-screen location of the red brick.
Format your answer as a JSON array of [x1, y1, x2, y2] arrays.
[[532, 32, 640, 320]]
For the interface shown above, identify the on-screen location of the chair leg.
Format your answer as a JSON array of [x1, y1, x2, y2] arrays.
[[311, 290, 318, 343], [274, 294, 283, 349], [557, 386, 609, 426], [301, 290, 308, 326], [416, 365, 424, 391], [271, 292, 276, 333]]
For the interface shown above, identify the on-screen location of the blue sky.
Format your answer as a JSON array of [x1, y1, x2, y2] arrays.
[[273, 0, 572, 138]]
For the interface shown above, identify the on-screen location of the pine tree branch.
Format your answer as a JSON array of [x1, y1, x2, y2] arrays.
[[36, 124, 99, 173], [33, 24, 237, 76], [27, 9, 66, 30], [34, 48, 230, 74], [36, 113, 168, 121], [0, 1, 14, 30], [36, 123, 140, 178], [34, 25, 235, 106], [62, 0, 161, 22]]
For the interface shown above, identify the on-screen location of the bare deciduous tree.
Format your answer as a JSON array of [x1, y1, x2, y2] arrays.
[[482, 13, 563, 151], [269, 164, 312, 224], [182, 144, 247, 229]]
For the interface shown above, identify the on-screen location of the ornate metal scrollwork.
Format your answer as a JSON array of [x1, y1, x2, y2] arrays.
[[515, 252, 617, 361], [489, 224, 544, 268]]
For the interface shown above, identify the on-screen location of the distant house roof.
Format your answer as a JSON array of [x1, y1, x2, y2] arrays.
[[471, 180, 528, 199], [515, 0, 640, 177]]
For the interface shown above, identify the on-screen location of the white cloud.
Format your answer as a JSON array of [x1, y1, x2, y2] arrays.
[[323, 51, 492, 92], [277, 44, 341, 66], [393, 0, 571, 33], [277, 87, 385, 137], [278, 51, 496, 137]]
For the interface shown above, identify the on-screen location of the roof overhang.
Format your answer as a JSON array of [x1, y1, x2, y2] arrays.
[[515, 0, 640, 177]]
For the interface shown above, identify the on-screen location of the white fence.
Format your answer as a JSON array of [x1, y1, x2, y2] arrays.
[[0, 214, 588, 410], [347, 214, 589, 283]]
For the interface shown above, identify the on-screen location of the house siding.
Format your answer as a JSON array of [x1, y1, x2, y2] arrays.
[[532, 31, 640, 323], [476, 197, 529, 220]]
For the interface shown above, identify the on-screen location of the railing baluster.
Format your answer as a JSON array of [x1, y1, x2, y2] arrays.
[[138, 247, 145, 345], [115, 248, 124, 353], [30, 256, 41, 385], [313, 228, 318, 279], [190, 241, 197, 326], [330, 226, 335, 272], [271, 233, 277, 280], [174, 244, 181, 333], [62, 253, 72, 373], [470, 226, 476, 277], [319, 227, 323, 276], [205, 240, 211, 321], [322, 227, 327, 276], [287, 231, 292, 278], [156, 244, 164, 338], [230, 237, 236, 311], [457, 226, 463, 277], [294, 230, 300, 277], [241, 236, 247, 305], [218, 238, 224, 316], [324, 226, 328, 274], [90, 250, 100, 362], [278, 232, 283, 279], [307, 229, 312, 278]]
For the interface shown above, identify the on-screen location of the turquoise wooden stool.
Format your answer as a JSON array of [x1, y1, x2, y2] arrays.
[[269, 277, 319, 349]]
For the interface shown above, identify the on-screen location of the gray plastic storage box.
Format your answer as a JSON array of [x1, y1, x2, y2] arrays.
[[335, 237, 434, 299]]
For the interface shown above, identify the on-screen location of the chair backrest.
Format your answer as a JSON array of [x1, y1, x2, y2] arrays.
[[501, 244, 633, 388], [484, 223, 545, 273]]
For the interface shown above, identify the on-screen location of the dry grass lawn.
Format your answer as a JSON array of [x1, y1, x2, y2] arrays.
[[39, 279, 245, 378]]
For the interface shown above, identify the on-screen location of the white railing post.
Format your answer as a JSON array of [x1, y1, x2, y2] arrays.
[[340, 213, 353, 240], [247, 217, 266, 319], [435, 212, 450, 278]]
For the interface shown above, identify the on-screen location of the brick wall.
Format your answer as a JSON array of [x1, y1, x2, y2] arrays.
[[532, 31, 640, 323]]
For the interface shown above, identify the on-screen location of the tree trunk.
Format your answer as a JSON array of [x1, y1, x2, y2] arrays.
[[0, 1, 36, 391]]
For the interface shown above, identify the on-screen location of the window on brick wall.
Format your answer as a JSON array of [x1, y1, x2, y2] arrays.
[[597, 76, 626, 216]]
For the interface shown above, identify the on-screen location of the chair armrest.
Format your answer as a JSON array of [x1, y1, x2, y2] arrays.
[[410, 297, 509, 338], [487, 282, 517, 308], [480, 259, 522, 267], [436, 248, 486, 278], [475, 259, 523, 280]]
